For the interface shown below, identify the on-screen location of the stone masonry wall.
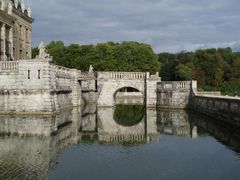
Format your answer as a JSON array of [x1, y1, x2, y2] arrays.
[[97, 72, 161, 107], [146, 73, 161, 107], [0, 60, 58, 113], [0, 60, 82, 114], [157, 81, 197, 109], [190, 95, 240, 127]]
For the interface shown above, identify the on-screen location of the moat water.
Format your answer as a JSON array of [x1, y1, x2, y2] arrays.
[[0, 103, 240, 180]]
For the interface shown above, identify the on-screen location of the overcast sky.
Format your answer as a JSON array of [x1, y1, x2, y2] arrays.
[[27, 0, 240, 53]]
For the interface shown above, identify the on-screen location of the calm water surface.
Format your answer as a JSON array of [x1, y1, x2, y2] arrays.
[[0, 103, 240, 180]]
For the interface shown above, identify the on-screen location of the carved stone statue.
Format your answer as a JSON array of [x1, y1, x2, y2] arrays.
[[36, 42, 52, 61], [27, 4, 31, 17], [0, 0, 5, 11], [8, 1, 13, 15], [89, 65, 94, 74], [14, 0, 18, 8], [21, 0, 25, 12]]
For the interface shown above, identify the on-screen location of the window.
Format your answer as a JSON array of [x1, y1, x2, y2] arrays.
[[28, 70, 30, 79], [26, 29, 28, 42], [20, 50, 22, 59], [19, 25, 22, 39], [38, 70, 41, 79], [13, 47, 15, 58]]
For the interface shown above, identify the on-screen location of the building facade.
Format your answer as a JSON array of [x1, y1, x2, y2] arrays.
[[0, 0, 33, 61]]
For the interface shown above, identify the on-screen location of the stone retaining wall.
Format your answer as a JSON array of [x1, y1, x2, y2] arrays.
[[190, 95, 240, 127], [157, 81, 197, 109], [0, 59, 82, 114]]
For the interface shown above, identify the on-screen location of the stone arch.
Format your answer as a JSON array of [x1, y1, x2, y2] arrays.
[[113, 86, 144, 103]]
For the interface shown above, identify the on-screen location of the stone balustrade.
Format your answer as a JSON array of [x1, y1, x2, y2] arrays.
[[98, 72, 147, 80], [157, 81, 191, 90], [0, 61, 19, 72]]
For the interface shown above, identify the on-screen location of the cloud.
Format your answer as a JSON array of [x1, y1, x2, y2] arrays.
[[27, 0, 240, 53]]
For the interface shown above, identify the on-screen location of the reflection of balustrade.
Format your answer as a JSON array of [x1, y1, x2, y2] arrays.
[[100, 134, 145, 142], [173, 127, 191, 137], [0, 61, 19, 72]]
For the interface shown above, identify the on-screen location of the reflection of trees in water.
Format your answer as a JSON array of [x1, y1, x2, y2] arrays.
[[113, 105, 144, 126]]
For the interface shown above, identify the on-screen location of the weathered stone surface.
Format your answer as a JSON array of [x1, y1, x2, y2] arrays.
[[0, 59, 83, 113], [157, 81, 197, 109], [97, 72, 161, 107], [190, 95, 240, 127]]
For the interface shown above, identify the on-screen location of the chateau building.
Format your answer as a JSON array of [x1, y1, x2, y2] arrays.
[[0, 0, 33, 61]]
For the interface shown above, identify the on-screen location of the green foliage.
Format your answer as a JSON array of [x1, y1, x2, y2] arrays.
[[175, 63, 193, 80], [158, 48, 240, 96], [32, 47, 39, 58], [34, 41, 160, 73]]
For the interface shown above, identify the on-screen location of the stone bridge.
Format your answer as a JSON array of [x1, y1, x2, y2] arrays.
[[97, 72, 161, 107]]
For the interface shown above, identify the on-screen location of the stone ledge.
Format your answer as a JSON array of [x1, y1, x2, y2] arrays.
[[0, 111, 58, 116]]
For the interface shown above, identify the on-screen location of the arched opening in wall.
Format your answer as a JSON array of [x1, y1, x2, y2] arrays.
[[113, 87, 144, 105]]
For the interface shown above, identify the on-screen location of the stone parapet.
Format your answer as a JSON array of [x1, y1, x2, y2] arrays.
[[157, 81, 196, 109], [0, 61, 18, 72], [0, 59, 84, 114], [98, 71, 147, 80], [190, 95, 240, 127]]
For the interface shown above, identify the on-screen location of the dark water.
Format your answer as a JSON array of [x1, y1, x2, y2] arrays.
[[0, 104, 240, 180]]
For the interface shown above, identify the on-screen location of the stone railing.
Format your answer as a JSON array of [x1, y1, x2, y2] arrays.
[[98, 72, 147, 80], [197, 91, 222, 96], [157, 81, 192, 91], [0, 61, 19, 72]]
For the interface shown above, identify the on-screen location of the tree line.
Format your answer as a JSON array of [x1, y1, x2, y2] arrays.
[[159, 48, 240, 96], [32, 41, 240, 96], [32, 41, 160, 74]]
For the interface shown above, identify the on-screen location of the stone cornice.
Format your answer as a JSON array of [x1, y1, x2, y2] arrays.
[[0, 10, 16, 26], [12, 8, 34, 24]]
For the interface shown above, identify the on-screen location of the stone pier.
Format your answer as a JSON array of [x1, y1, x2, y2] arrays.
[[97, 72, 161, 107]]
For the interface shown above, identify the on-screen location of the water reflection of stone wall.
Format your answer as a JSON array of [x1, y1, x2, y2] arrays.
[[190, 112, 240, 152], [0, 107, 82, 179], [157, 109, 197, 138], [81, 103, 97, 132], [0, 108, 75, 136], [1, 104, 240, 179], [97, 107, 160, 143]]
